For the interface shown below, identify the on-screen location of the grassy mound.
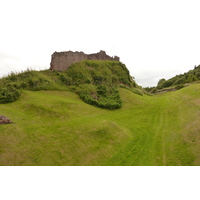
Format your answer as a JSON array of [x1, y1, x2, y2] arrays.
[[0, 61, 141, 109]]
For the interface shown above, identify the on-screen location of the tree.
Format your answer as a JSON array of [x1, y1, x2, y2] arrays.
[[157, 78, 166, 89]]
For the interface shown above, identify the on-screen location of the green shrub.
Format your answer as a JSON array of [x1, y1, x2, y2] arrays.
[[74, 84, 121, 109], [59, 74, 72, 85], [162, 80, 173, 88], [173, 77, 186, 85], [157, 78, 166, 89], [151, 88, 157, 93], [0, 86, 20, 103], [175, 84, 184, 90], [97, 84, 108, 96]]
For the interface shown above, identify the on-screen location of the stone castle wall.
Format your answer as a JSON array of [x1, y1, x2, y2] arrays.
[[50, 50, 120, 71]]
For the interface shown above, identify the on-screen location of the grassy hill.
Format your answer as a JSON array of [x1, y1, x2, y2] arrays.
[[145, 65, 200, 93], [0, 83, 200, 165], [0, 60, 147, 109]]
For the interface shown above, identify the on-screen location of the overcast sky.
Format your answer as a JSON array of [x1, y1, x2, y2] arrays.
[[1, 0, 200, 87]]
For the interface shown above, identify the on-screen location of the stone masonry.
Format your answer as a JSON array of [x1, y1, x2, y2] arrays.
[[50, 50, 120, 71]]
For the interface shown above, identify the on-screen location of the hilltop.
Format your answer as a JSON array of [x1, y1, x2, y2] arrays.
[[50, 50, 120, 71]]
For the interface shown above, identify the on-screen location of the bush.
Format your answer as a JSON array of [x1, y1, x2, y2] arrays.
[[75, 84, 121, 109], [59, 74, 72, 85], [97, 84, 108, 96], [175, 84, 184, 90], [0, 86, 20, 103], [162, 80, 173, 88], [157, 78, 166, 89], [151, 88, 157, 93], [173, 77, 186, 85]]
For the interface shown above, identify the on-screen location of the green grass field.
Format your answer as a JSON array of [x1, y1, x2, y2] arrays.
[[0, 84, 200, 166]]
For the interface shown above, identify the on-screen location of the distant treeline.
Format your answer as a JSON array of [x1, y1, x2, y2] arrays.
[[145, 65, 200, 93]]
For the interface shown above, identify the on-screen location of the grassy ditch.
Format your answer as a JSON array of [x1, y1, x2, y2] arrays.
[[0, 84, 199, 165]]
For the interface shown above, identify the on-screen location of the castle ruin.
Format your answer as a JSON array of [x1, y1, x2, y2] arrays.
[[50, 50, 120, 71]]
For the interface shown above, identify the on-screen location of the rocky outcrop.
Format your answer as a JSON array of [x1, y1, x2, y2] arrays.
[[50, 50, 120, 71], [0, 115, 13, 124]]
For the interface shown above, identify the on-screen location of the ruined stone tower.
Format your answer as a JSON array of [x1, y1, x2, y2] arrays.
[[50, 50, 120, 71]]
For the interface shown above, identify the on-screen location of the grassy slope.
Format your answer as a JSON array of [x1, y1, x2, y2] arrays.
[[0, 84, 200, 166], [0, 61, 142, 109]]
